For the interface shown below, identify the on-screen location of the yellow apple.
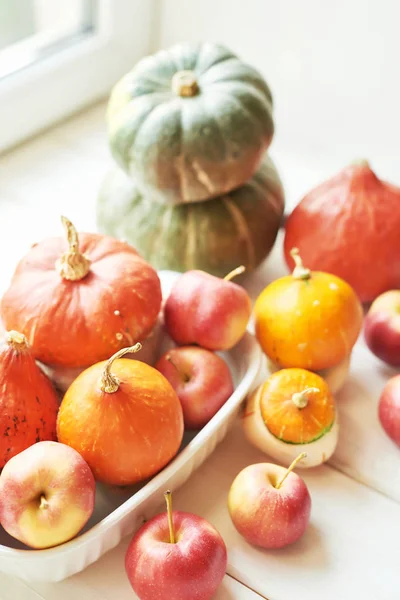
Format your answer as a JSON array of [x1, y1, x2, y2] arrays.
[[0, 441, 95, 549]]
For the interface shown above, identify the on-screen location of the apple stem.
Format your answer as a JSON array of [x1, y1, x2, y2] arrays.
[[224, 265, 246, 282], [166, 355, 190, 383], [164, 490, 175, 544], [39, 495, 49, 510], [290, 248, 311, 280], [292, 387, 320, 409], [99, 343, 142, 393], [275, 452, 308, 489]]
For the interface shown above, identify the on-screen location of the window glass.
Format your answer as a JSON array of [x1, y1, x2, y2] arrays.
[[0, 0, 96, 79]]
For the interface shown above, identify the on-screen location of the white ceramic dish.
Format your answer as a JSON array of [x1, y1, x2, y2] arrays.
[[0, 271, 262, 582]]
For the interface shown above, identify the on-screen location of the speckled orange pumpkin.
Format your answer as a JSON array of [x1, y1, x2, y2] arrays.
[[0, 331, 58, 468], [0, 217, 161, 368], [254, 249, 363, 371], [242, 367, 338, 467]]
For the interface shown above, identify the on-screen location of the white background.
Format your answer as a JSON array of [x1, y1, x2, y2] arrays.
[[155, 0, 400, 185]]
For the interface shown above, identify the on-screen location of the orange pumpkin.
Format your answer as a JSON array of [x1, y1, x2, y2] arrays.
[[57, 344, 184, 485], [242, 368, 338, 468], [254, 249, 363, 371], [0, 217, 162, 368], [258, 369, 335, 444], [0, 331, 58, 468]]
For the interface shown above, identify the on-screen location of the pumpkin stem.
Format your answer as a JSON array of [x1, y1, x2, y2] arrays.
[[224, 265, 246, 282], [164, 490, 176, 544], [100, 343, 142, 393], [275, 452, 307, 489], [56, 216, 91, 281], [166, 355, 191, 383], [172, 70, 199, 97], [290, 248, 311, 280], [351, 159, 371, 169], [5, 330, 29, 352], [291, 387, 320, 409]]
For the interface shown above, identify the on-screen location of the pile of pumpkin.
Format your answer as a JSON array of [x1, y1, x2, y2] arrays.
[[96, 41, 285, 277], [0, 217, 172, 484], [0, 209, 361, 554], [0, 209, 378, 556], [0, 214, 256, 550]]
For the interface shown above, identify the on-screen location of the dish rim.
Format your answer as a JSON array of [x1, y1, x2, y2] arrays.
[[0, 331, 262, 560]]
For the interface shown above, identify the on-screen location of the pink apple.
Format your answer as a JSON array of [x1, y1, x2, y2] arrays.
[[378, 375, 400, 445], [164, 268, 251, 351], [125, 491, 227, 600], [364, 290, 400, 367], [155, 346, 234, 430], [0, 441, 95, 549], [228, 455, 311, 548]]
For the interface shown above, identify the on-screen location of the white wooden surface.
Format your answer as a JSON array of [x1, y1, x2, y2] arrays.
[[173, 423, 400, 600], [0, 559, 263, 600], [0, 103, 399, 600]]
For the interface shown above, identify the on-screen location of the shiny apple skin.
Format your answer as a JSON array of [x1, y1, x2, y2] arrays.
[[0, 441, 95, 549], [164, 271, 251, 351], [155, 346, 234, 429], [364, 290, 400, 367], [228, 462, 311, 549], [125, 510, 227, 600], [378, 375, 400, 445]]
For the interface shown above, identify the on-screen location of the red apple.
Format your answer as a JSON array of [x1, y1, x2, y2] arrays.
[[364, 290, 400, 367], [228, 454, 311, 548], [155, 346, 234, 429], [378, 375, 400, 445], [164, 267, 251, 351], [125, 491, 227, 600], [0, 441, 95, 549]]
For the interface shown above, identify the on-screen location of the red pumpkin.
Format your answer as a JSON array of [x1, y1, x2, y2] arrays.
[[0, 217, 162, 368], [284, 161, 400, 303], [0, 331, 59, 468]]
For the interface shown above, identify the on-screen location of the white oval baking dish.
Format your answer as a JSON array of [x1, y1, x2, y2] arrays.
[[0, 271, 262, 582]]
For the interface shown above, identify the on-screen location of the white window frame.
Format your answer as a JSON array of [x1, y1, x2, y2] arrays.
[[0, 0, 155, 153]]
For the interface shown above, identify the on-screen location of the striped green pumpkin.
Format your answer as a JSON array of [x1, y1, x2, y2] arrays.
[[107, 42, 274, 205], [96, 156, 284, 276]]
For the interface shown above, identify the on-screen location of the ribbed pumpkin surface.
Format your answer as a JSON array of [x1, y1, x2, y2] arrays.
[[107, 42, 274, 205], [96, 156, 285, 277], [57, 358, 184, 486], [259, 369, 335, 444]]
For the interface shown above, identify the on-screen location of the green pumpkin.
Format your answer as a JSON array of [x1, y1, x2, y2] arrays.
[[107, 42, 274, 205], [96, 156, 284, 277]]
